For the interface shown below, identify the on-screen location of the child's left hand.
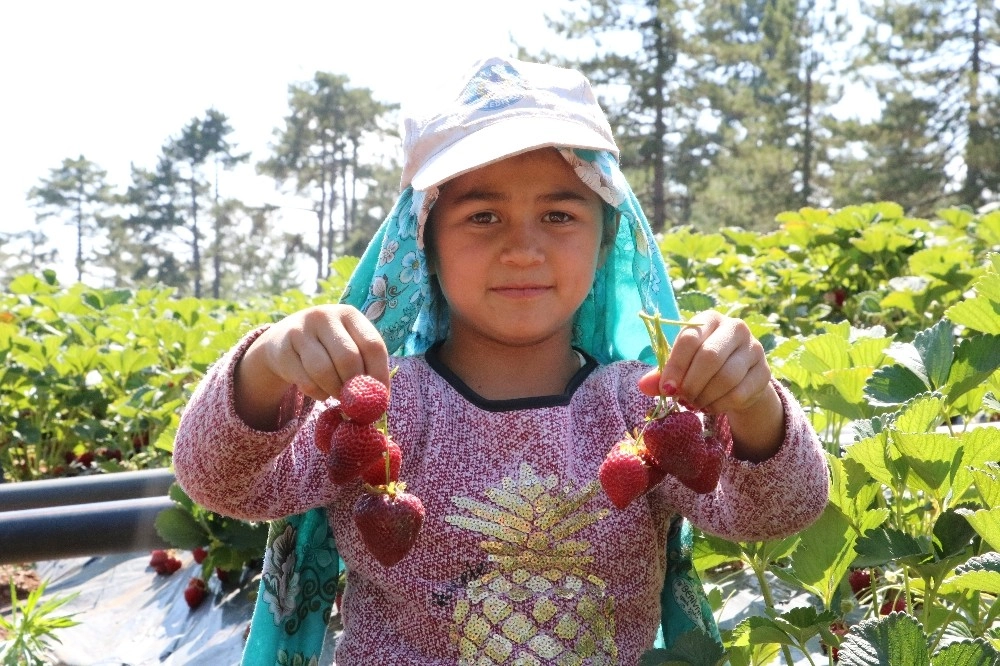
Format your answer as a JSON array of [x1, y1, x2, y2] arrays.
[[637, 311, 785, 462]]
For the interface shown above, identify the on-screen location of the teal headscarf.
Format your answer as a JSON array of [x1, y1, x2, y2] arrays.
[[240, 149, 720, 665]]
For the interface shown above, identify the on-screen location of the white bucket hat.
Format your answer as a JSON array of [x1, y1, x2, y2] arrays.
[[401, 56, 620, 192]]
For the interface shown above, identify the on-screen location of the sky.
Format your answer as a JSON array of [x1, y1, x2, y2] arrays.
[[0, 0, 578, 285]]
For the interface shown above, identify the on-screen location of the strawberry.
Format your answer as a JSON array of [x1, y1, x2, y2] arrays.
[[192, 546, 208, 564], [353, 482, 425, 567], [359, 440, 402, 486], [150, 549, 182, 575], [648, 410, 706, 482], [314, 405, 345, 454], [848, 568, 876, 600], [599, 437, 651, 509], [340, 374, 390, 425], [327, 421, 389, 484], [678, 435, 723, 494], [879, 592, 907, 615], [184, 577, 208, 609]]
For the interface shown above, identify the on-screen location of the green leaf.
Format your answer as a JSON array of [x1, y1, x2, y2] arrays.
[[839, 613, 930, 666], [932, 509, 977, 559], [639, 628, 725, 666], [893, 393, 946, 433], [931, 638, 1000, 666], [954, 507, 1000, 552], [941, 552, 1000, 595], [154, 506, 208, 549], [865, 365, 930, 407], [852, 527, 930, 568], [891, 431, 961, 495], [944, 271, 1000, 334], [676, 291, 718, 314], [953, 432, 1000, 503], [946, 335, 1000, 405], [912, 321, 955, 390]]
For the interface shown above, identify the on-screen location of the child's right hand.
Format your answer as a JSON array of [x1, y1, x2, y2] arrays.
[[234, 305, 389, 429]]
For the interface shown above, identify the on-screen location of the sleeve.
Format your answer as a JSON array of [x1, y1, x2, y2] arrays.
[[172, 326, 337, 522], [621, 366, 830, 543]]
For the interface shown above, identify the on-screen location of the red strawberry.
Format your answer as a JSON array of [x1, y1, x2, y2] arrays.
[[359, 440, 402, 486], [353, 483, 425, 567], [340, 375, 390, 425], [192, 546, 208, 564], [599, 437, 651, 509], [848, 568, 875, 599], [314, 405, 345, 454], [879, 593, 907, 615], [150, 549, 169, 568], [327, 422, 389, 484], [650, 410, 707, 482], [679, 435, 724, 494], [184, 577, 208, 609]]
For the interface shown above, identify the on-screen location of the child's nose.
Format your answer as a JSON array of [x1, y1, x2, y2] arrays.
[[500, 221, 544, 264]]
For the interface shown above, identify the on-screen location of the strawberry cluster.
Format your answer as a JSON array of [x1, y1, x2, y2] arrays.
[[599, 402, 727, 509], [314, 373, 425, 567], [598, 312, 730, 510]]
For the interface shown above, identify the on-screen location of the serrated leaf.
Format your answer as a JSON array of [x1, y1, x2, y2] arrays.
[[954, 507, 1000, 552], [933, 509, 977, 559], [946, 335, 1000, 405], [893, 393, 946, 433], [839, 613, 930, 666], [941, 552, 1000, 595], [891, 431, 961, 495], [846, 432, 905, 490], [789, 503, 879, 606], [931, 638, 1000, 666], [954, 430, 1000, 503], [852, 527, 930, 568], [676, 291, 718, 314], [801, 332, 852, 372], [154, 506, 208, 549], [913, 321, 955, 389], [944, 272, 1000, 334], [849, 335, 892, 367], [639, 627, 725, 666], [865, 365, 930, 406]]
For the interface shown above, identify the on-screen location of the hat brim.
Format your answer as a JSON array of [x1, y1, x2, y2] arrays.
[[409, 116, 619, 191]]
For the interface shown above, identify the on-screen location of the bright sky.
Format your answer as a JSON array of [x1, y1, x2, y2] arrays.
[[0, 0, 576, 284]]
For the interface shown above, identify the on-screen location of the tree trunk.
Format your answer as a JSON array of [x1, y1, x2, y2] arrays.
[[189, 178, 202, 298], [652, 16, 668, 233]]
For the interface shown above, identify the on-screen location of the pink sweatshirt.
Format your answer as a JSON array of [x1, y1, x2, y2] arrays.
[[173, 328, 828, 665]]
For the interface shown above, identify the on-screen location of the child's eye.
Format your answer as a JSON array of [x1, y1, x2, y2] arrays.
[[544, 211, 574, 224], [469, 212, 499, 225]]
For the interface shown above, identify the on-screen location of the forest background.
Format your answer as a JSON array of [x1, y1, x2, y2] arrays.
[[1, 0, 997, 298]]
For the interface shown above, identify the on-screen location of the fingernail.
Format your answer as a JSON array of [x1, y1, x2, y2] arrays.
[[661, 381, 677, 395]]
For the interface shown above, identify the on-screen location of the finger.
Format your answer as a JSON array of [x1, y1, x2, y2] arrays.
[[702, 355, 773, 415], [680, 318, 753, 406], [659, 311, 721, 395], [340, 308, 391, 388], [638, 368, 662, 396]]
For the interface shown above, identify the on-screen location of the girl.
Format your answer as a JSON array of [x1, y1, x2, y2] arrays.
[[173, 56, 829, 665]]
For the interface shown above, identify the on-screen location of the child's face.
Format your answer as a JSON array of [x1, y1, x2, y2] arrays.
[[427, 147, 605, 349]]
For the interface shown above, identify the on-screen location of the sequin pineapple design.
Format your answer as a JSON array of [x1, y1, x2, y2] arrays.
[[445, 463, 619, 665]]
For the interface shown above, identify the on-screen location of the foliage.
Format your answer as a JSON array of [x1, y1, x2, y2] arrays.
[[670, 204, 999, 664], [0, 579, 79, 666], [0, 259, 356, 481], [2, 203, 997, 662]]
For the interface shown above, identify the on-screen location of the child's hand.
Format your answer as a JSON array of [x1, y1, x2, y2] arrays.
[[637, 311, 784, 461], [235, 305, 389, 429]]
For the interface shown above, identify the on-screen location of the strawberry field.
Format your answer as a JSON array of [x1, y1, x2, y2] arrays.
[[2, 203, 998, 665]]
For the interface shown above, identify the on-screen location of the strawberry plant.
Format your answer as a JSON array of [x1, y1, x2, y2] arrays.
[[0, 579, 79, 666]]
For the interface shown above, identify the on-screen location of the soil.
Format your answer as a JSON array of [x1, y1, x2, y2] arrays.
[[0, 564, 42, 640], [0, 563, 42, 610]]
